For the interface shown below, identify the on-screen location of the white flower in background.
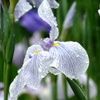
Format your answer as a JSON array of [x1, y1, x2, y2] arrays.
[[19, 77, 52, 100], [27, 0, 59, 8], [67, 74, 97, 99], [9, 0, 89, 100], [0, 82, 4, 89], [78, 74, 97, 99], [14, 0, 32, 21], [57, 74, 97, 99], [98, 9, 100, 15], [29, 32, 41, 45], [63, 2, 76, 30], [13, 42, 27, 67]]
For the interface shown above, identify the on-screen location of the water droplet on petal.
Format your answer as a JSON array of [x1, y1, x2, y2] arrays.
[[38, 68, 42, 72], [76, 55, 79, 57]]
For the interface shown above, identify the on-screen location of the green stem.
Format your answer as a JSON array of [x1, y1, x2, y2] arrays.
[[62, 74, 68, 100], [51, 74, 57, 100], [4, 62, 10, 100]]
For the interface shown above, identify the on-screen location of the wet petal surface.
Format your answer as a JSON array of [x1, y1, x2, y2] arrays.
[[38, 0, 59, 41], [14, 0, 32, 21], [9, 46, 53, 100], [27, 0, 59, 8], [49, 41, 89, 79]]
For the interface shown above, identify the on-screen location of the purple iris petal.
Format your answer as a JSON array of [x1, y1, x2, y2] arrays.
[[20, 9, 51, 33]]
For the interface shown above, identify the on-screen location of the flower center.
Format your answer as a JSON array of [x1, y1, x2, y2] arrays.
[[52, 43, 59, 47], [40, 38, 53, 51], [34, 50, 40, 54]]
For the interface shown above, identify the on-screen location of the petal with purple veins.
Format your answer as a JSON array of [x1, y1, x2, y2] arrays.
[[49, 41, 89, 79], [9, 49, 53, 100]]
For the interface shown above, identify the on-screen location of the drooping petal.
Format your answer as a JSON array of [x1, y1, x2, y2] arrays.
[[63, 2, 76, 30], [9, 49, 53, 100], [14, 0, 32, 21], [9, 74, 25, 100], [27, 0, 59, 8], [20, 9, 51, 33], [49, 41, 89, 79], [38, 0, 57, 27], [49, 25, 59, 41], [38, 0, 59, 41]]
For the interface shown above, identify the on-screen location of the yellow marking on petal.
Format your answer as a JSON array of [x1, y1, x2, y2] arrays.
[[52, 43, 59, 47], [34, 50, 40, 54]]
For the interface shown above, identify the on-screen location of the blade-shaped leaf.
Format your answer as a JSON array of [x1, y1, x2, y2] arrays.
[[67, 77, 86, 100]]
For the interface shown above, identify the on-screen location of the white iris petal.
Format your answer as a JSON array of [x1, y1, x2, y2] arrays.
[[48, 0, 59, 8], [28, 0, 59, 8], [38, 0, 57, 26], [9, 46, 53, 100], [49, 25, 59, 41], [50, 41, 89, 79], [14, 0, 32, 21], [9, 75, 24, 100], [38, 0, 59, 41], [24, 44, 43, 62]]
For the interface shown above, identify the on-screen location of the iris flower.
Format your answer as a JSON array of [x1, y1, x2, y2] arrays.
[[9, 0, 89, 100]]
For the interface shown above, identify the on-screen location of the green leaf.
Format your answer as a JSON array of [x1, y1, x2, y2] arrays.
[[6, 25, 16, 63], [57, 0, 68, 33], [18, 93, 35, 100], [9, 0, 18, 23], [67, 77, 86, 100], [0, 51, 3, 82], [2, 7, 11, 60]]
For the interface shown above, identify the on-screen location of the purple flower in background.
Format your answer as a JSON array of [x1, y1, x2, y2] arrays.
[[13, 42, 27, 67], [20, 9, 51, 33]]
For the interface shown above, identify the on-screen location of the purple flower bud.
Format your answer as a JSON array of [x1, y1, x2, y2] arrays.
[[20, 9, 51, 33]]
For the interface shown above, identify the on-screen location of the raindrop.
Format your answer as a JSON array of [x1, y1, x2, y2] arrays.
[[76, 55, 79, 57], [38, 68, 42, 72], [78, 46, 81, 50]]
